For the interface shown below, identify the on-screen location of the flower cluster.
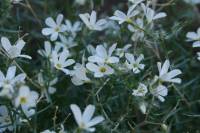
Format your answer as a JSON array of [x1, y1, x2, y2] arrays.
[[1, 0, 193, 132]]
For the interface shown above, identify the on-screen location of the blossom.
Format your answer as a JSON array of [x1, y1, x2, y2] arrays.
[[41, 130, 56, 133], [74, 0, 86, 5], [110, 4, 139, 24], [186, 27, 200, 47], [11, 0, 23, 4], [156, 60, 182, 84], [115, 44, 132, 58], [70, 104, 104, 132], [55, 35, 77, 50], [132, 83, 148, 96], [37, 73, 58, 94], [0, 66, 26, 98], [51, 50, 75, 75], [125, 53, 145, 74], [15, 86, 39, 117], [141, 3, 167, 23], [88, 44, 119, 64], [79, 11, 107, 31], [184, 0, 200, 4], [38, 41, 61, 58], [70, 63, 90, 86], [197, 52, 200, 61], [139, 102, 147, 114], [42, 14, 67, 41], [129, 0, 144, 4], [65, 19, 81, 37], [0, 106, 13, 132], [1, 37, 32, 59], [152, 85, 168, 102], [128, 18, 144, 41], [86, 63, 114, 78]]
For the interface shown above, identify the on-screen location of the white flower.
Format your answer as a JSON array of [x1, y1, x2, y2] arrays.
[[125, 53, 145, 74], [42, 14, 67, 41], [88, 44, 119, 64], [15, 86, 39, 117], [70, 63, 90, 86], [1, 37, 32, 59], [115, 44, 132, 58], [0, 106, 13, 132], [152, 85, 168, 102], [75, 0, 86, 5], [132, 83, 148, 96], [70, 104, 104, 132], [139, 102, 147, 114], [55, 35, 77, 50], [86, 63, 114, 78], [51, 50, 75, 75], [128, 18, 144, 41], [186, 27, 200, 47], [38, 41, 61, 58], [65, 19, 81, 37], [156, 60, 182, 84], [184, 0, 200, 4], [79, 11, 107, 31], [197, 52, 200, 61], [38, 73, 58, 94], [0, 66, 26, 98], [141, 3, 167, 23], [41, 130, 56, 133], [129, 0, 144, 4], [11, 0, 23, 4], [110, 4, 139, 24]]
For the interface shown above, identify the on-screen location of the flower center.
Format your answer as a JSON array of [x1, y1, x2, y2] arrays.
[[55, 26, 60, 32], [126, 18, 132, 23], [20, 97, 27, 104], [80, 122, 86, 129], [99, 67, 107, 73], [55, 63, 62, 69]]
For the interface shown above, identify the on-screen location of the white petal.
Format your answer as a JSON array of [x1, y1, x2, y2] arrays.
[[50, 32, 59, 41], [79, 14, 90, 27], [63, 59, 75, 67], [0, 71, 5, 81], [87, 116, 104, 127], [107, 57, 119, 63], [156, 85, 168, 97], [193, 41, 200, 47], [16, 39, 25, 50], [186, 32, 199, 40], [96, 45, 107, 58], [96, 19, 107, 26], [56, 14, 64, 25], [1, 37, 12, 51], [45, 17, 56, 27], [70, 104, 82, 126], [90, 11, 97, 25], [42, 28, 54, 35], [86, 63, 99, 72], [160, 60, 170, 76], [153, 12, 167, 20], [6, 66, 16, 80], [108, 43, 117, 56], [125, 53, 135, 63], [82, 105, 95, 122]]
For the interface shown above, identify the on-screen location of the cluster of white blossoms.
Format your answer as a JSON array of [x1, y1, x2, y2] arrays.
[[0, 0, 186, 132], [0, 66, 39, 131], [186, 27, 200, 60]]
